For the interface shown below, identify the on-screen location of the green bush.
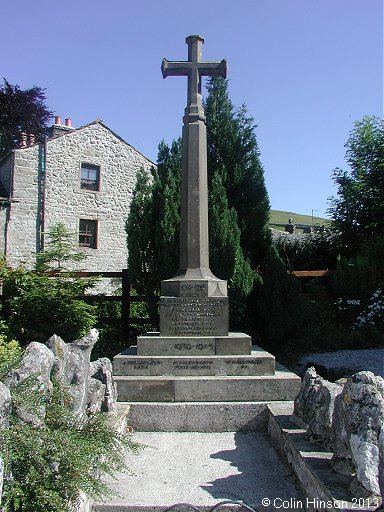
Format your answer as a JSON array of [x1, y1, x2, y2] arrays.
[[0, 335, 22, 380], [0, 224, 98, 344], [0, 263, 97, 344], [0, 377, 141, 512]]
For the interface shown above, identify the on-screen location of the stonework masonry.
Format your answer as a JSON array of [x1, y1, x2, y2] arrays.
[[0, 121, 154, 271]]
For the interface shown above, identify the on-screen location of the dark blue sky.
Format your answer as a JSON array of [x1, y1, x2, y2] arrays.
[[2, 0, 383, 217]]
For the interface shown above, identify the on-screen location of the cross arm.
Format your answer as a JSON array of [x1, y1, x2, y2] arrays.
[[200, 59, 227, 78], [162, 59, 189, 78], [162, 59, 228, 79]]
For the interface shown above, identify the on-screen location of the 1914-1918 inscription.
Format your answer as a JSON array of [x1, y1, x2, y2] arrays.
[[160, 296, 229, 336]]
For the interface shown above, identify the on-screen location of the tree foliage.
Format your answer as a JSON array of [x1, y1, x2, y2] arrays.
[[205, 77, 271, 269], [126, 78, 271, 328], [0, 224, 97, 344], [328, 116, 384, 255], [0, 376, 141, 512], [209, 172, 255, 326], [0, 79, 53, 159], [249, 246, 305, 355]]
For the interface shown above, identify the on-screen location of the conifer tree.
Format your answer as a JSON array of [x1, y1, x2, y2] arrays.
[[126, 79, 272, 330], [209, 172, 255, 326], [151, 140, 181, 285], [126, 167, 156, 296], [205, 77, 271, 269]]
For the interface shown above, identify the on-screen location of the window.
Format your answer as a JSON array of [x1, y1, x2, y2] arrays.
[[79, 219, 98, 248], [81, 163, 100, 191]]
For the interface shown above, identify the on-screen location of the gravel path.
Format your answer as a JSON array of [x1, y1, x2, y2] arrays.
[[297, 348, 384, 378]]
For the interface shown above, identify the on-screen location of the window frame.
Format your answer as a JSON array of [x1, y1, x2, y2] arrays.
[[80, 163, 100, 192], [78, 219, 98, 249]]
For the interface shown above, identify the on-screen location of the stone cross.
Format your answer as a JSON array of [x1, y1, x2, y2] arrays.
[[162, 35, 227, 272]]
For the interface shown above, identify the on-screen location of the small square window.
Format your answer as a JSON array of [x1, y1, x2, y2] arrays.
[[81, 163, 100, 191], [79, 219, 98, 248]]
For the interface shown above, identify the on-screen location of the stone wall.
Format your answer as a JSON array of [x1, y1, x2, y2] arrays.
[[0, 121, 153, 271], [4, 145, 41, 266]]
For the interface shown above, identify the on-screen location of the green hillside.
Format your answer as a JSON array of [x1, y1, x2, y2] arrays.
[[270, 210, 329, 228]]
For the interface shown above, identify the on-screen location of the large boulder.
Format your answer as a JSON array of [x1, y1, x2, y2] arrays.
[[4, 342, 54, 426], [90, 357, 117, 413], [87, 377, 106, 414], [378, 429, 384, 501], [293, 367, 342, 448], [0, 456, 4, 507], [306, 378, 342, 449], [46, 329, 98, 418], [0, 381, 11, 429], [332, 371, 384, 496], [46, 334, 69, 381], [293, 367, 321, 425]]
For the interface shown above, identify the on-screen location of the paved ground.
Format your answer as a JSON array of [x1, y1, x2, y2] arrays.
[[94, 431, 303, 511]]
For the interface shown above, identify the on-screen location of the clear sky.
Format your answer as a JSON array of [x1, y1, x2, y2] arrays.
[[2, 0, 383, 218]]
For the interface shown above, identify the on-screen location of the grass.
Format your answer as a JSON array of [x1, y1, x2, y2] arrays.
[[270, 209, 329, 228]]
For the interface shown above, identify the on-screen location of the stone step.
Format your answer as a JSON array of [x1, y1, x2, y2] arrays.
[[113, 348, 274, 377], [136, 331, 252, 355], [114, 365, 301, 402], [125, 401, 274, 432]]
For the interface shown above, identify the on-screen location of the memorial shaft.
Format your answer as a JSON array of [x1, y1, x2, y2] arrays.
[[162, 35, 227, 271], [160, 35, 229, 338]]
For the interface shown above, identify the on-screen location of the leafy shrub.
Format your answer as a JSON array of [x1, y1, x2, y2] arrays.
[[248, 247, 308, 358], [0, 335, 22, 380], [0, 224, 98, 344], [274, 230, 342, 271], [0, 377, 141, 512]]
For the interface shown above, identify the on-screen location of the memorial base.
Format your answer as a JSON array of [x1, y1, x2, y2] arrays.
[[113, 334, 301, 402]]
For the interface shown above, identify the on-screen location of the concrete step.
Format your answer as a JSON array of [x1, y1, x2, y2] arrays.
[[135, 332, 252, 356], [125, 401, 276, 432], [113, 349, 275, 377], [114, 365, 300, 402], [92, 430, 303, 512]]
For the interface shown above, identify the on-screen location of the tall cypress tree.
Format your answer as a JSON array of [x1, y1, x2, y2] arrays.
[[127, 78, 272, 330], [209, 172, 255, 327], [151, 139, 181, 285], [126, 167, 156, 296], [205, 77, 271, 269]]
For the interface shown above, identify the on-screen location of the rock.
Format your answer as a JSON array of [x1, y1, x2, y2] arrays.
[[5, 342, 54, 389], [87, 377, 106, 414], [46, 334, 69, 381], [47, 329, 99, 418], [90, 357, 117, 413], [293, 367, 320, 425], [0, 457, 4, 506], [4, 342, 54, 426], [0, 381, 11, 429], [293, 367, 342, 448], [306, 378, 342, 449], [46, 329, 98, 418], [331, 371, 384, 496], [378, 429, 384, 501]]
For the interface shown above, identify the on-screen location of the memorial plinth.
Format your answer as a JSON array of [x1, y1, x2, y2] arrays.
[[113, 35, 301, 402]]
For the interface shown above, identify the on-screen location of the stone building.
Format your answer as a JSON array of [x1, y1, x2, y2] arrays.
[[0, 117, 154, 272]]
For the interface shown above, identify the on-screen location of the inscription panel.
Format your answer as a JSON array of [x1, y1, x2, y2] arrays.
[[115, 356, 273, 376], [179, 282, 207, 298], [160, 296, 229, 337]]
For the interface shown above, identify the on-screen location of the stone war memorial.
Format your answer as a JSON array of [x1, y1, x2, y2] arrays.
[[113, 35, 300, 403]]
